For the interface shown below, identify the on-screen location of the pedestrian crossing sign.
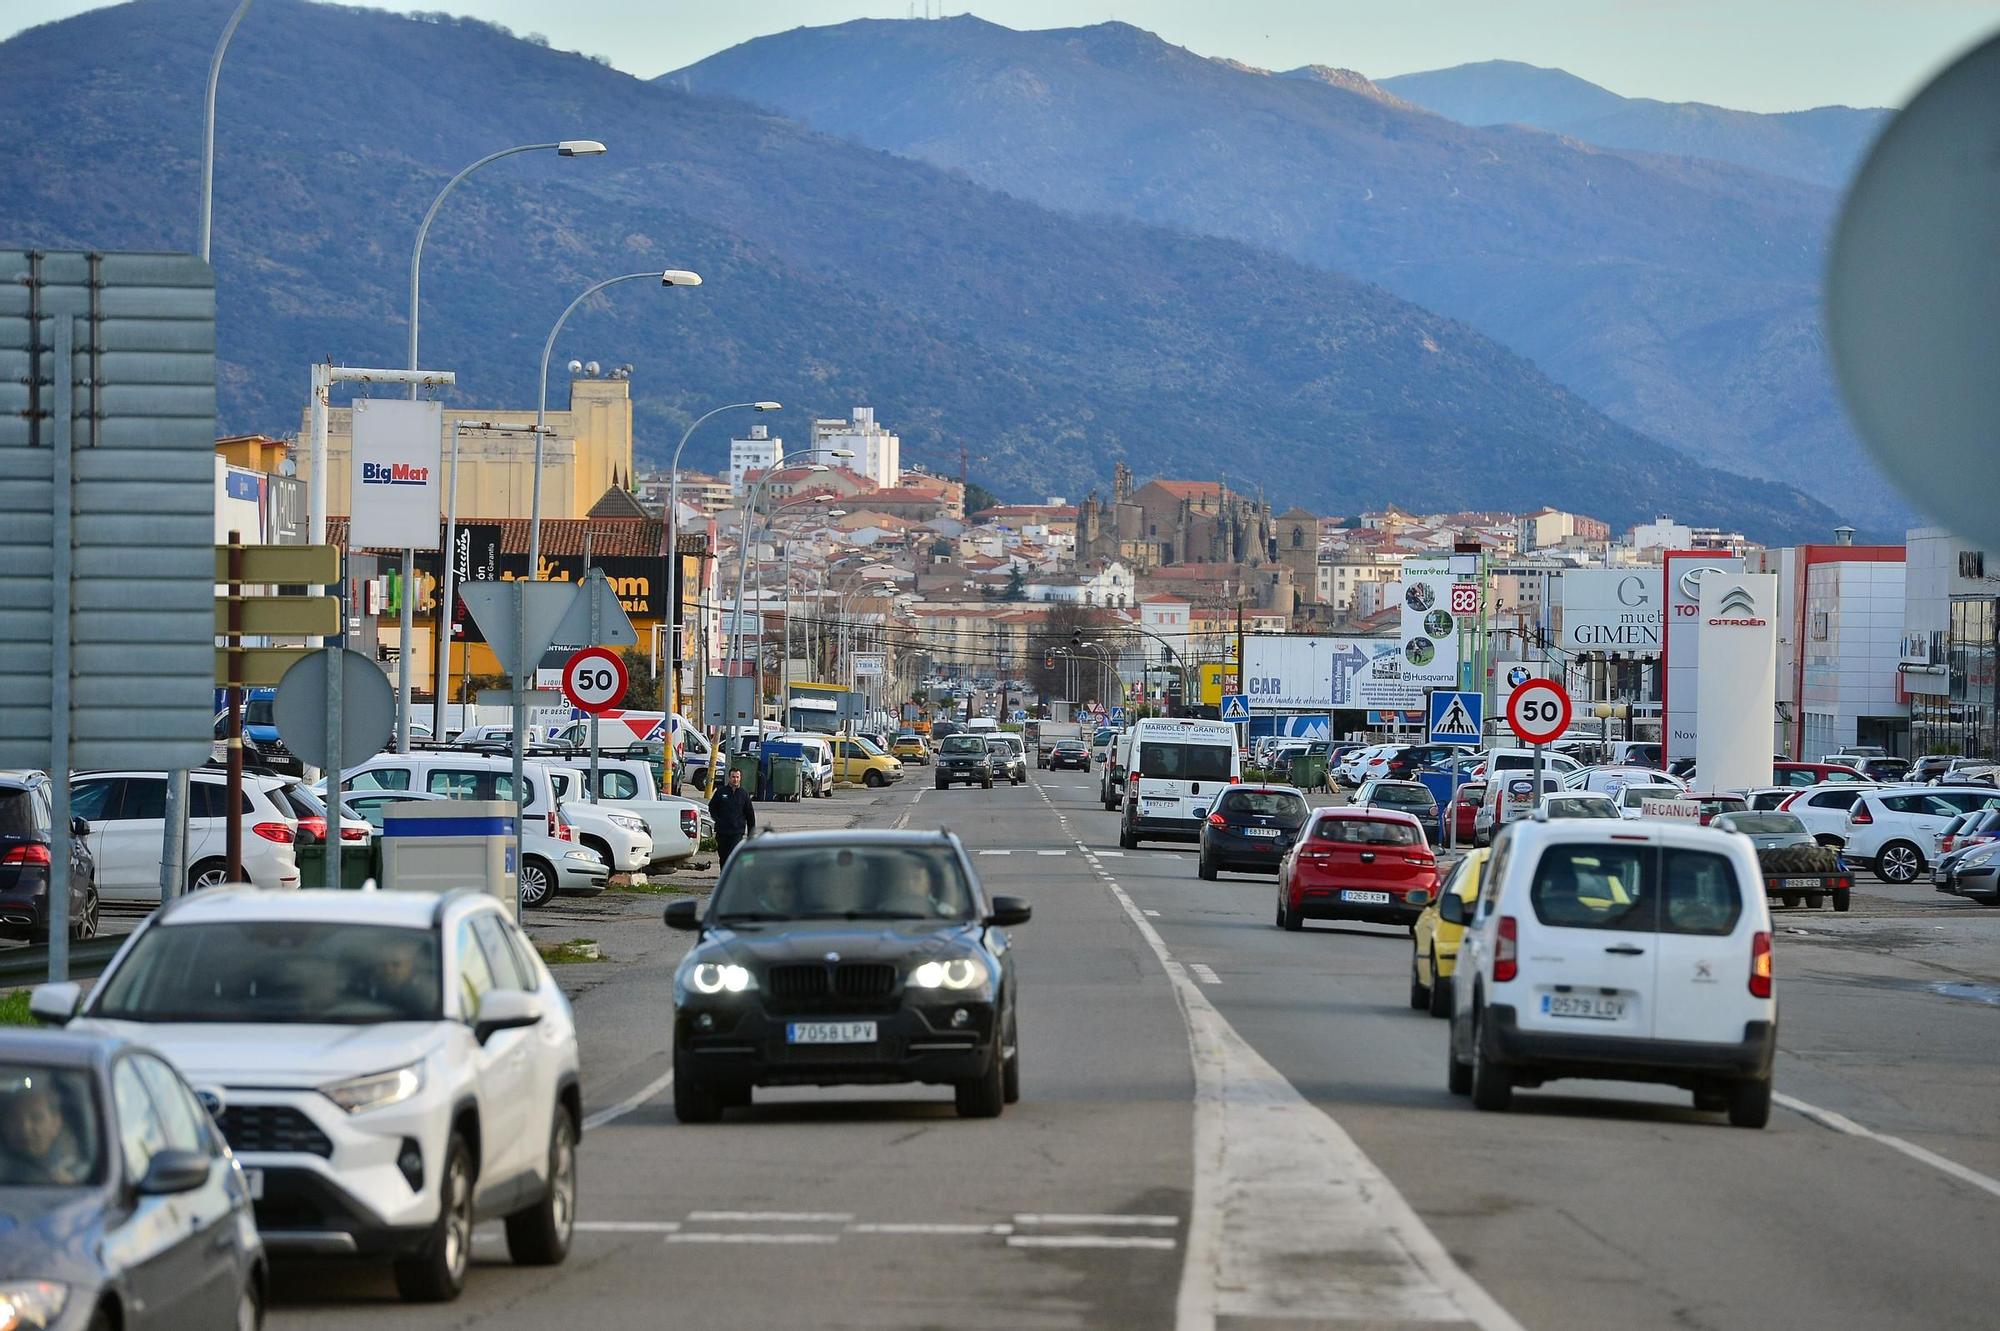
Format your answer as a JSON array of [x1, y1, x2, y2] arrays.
[[1220, 693, 1250, 722], [1427, 690, 1483, 744]]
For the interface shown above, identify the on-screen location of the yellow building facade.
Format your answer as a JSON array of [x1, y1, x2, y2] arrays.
[[298, 375, 636, 523]]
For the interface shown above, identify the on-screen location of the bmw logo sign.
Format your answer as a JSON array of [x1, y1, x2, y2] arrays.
[[1507, 666, 1532, 688]]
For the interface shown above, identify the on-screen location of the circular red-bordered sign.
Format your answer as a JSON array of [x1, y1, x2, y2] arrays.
[[561, 646, 628, 715], [1506, 678, 1572, 746]]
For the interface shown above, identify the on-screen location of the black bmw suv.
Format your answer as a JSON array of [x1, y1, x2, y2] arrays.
[[664, 830, 1032, 1121]]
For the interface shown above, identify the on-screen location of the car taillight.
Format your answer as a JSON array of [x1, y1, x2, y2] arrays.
[[1942, 836, 1957, 853], [680, 809, 698, 837], [1776, 792, 1800, 811], [1128, 773, 1139, 793], [252, 821, 293, 844], [297, 815, 327, 840], [1207, 812, 1227, 828], [1, 844, 52, 867], [342, 825, 367, 841], [1849, 805, 1873, 825], [1749, 930, 1772, 998], [1494, 915, 1518, 983]]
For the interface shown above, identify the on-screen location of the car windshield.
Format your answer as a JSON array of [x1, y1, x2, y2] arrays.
[[243, 698, 275, 727], [1620, 785, 1683, 808], [851, 737, 886, 757], [1723, 813, 1808, 836], [1136, 741, 1232, 780], [896, 733, 920, 743], [93, 922, 444, 1023], [1220, 791, 1308, 821], [711, 843, 975, 922], [1542, 797, 1618, 819], [0, 1064, 103, 1188], [941, 736, 986, 755], [1056, 740, 1085, 751], [1371, 785, 1432, 806], [1316, 818, 1419, 846], [0, 788, 37, 839]]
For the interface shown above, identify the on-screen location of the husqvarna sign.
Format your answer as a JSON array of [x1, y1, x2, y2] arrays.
[[350, 398, 443, 550]]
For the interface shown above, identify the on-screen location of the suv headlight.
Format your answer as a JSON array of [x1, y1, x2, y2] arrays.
[[910, 956, 989, 990], [0, 1282, 67, 1330], [687, 962, 755, 994], [609, 814, 649, 833], [321, 1062, 425, 1114]]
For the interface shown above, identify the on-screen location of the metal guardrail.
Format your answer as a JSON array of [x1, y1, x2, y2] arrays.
[[0, 936, 126, 988]]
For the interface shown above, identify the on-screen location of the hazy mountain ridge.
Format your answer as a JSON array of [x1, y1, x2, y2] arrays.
[[1378, 60, 1890, 190], [671, 16, 1899, 531], [0, 0, 1834, 537]]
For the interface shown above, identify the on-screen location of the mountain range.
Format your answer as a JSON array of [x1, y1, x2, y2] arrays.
[[1377, 60, 1889, 190], [0, 0, 1837, 538], [671, 17, 1895, 531]]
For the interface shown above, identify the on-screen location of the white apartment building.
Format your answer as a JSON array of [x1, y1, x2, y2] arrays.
[[728, 425, 783, 493], [813, 407, 901, 490], [1315, 555, 1399, 611]]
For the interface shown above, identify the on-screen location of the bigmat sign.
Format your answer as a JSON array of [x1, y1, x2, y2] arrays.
[[1242, 636, 1420, 711], [349, 398, 441, 551]]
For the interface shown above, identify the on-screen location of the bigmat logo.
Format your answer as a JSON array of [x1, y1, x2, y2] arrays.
[[361, 461, 431, 486]]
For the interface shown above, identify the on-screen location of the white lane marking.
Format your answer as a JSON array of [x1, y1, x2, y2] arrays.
[[1190, 963, 1221, 986], [850, 1222, 1015, 1236], [977, 850, 1013, 856], [687, 1210, 855, 1223], [1037, 849, 1067, 856], [912, 787, 926, 804], [576, 1220, 683, 1233], [1009, 1235, 1178, 1251], [1016, 1212, 1180, 1227], [667, 1232, 839, 1245], [1775, 1093, 2000, 1201], [582, 1064, 675, 1132], [1091, 878, 1522, 1330], [1098, 851, 1125, 857], [1144, 909, 1162, 917]]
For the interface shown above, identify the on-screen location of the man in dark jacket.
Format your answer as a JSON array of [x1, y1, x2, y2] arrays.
[[709, 766, 757, 865]]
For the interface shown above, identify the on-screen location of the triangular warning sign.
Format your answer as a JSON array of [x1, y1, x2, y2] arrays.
[[1435, 696, 1477, 737]]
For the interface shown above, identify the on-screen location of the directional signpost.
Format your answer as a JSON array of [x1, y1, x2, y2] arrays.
[[274, 648, 395, 889], [1507, 678, 1573, 804]]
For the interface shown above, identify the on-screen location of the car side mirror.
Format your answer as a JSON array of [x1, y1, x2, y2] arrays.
[[1439, 894, 1468, 925], [663, 899, 703, 931], [29, 982, 82, 1026], [70, 816, 90, 838], [136, 1148, 211, 1197], [473, 989, 544, 1043], [985, 895, 1032, 928]]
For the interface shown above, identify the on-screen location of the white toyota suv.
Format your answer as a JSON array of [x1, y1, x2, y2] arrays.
[[41, 888, 582, 1302], [1841, 785, 2000, 883], [1444, 818, 1776, 1128]]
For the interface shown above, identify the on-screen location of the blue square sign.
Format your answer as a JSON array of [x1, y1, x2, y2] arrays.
[[1220, 693, 1250, 722], [1427, 690, 1484, 744]]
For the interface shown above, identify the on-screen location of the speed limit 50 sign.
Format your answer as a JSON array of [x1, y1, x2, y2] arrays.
[[1506, 678, 1572, 746], [561, 647, 628, 715]]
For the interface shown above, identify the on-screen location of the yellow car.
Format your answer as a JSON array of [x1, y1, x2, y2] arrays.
[[891, 732, 931, 765], [1410, 846, 1487, 1019], [832, 735, 905, 788]]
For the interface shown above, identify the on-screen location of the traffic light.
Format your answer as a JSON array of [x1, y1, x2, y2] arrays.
[[1044, 652, 1055, 669], [1071, 630, 1082, 648]]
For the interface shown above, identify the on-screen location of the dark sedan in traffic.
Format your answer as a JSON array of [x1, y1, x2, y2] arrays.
[[1043, 738, 1090, 771], [665, 830, 1032, 1121], [0, 1029, 264, 1330], [1199, 785, 1310, 879]]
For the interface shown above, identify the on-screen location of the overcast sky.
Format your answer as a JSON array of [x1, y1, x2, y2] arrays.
[[10, 0, 1998, 111]]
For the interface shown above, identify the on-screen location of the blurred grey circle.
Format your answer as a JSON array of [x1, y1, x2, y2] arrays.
[[1826, 31, 2000, 546]]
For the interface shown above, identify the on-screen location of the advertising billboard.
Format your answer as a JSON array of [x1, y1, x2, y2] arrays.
[[1242, 636, 1420, 711], [1695, 573, 1777, 792], [1398, 558, 1460, 690], [350, 398, 442, 551], [1559, 570, 1664, 655], [1663, 551, 1744, 763]]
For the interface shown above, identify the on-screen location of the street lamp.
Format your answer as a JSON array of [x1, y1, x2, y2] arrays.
[[530, 268, 702, 578], [726, 451, 853, 713], [394, 137, 606, 751], [197, 0, 254, 262], [766, 492, 833, 707]]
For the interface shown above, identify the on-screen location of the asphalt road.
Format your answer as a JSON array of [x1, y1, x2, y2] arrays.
[[271, 764, 2000, 1330]]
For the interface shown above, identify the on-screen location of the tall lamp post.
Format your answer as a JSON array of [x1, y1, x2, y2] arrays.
[[529, 268, 703, 578], [197, 0, 254, 262], [399, 138, 606, 752], [663, 401, 781, 730], [726, 452, 853, 724]]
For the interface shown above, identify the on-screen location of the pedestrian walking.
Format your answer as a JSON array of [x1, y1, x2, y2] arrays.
[[709, 765, 757, 866]]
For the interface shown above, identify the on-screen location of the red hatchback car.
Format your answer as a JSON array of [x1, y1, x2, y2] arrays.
[[1275, 808, 1439, 932]]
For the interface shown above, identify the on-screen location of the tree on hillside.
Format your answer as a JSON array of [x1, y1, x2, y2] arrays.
[[1000, 566, 1026, 600], [964, 478, 1000, 514]]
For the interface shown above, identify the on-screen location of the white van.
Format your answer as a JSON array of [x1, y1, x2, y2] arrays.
[[1117, 717, 1240, 848], [1445, 818, 1775, 1127]]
